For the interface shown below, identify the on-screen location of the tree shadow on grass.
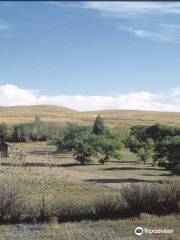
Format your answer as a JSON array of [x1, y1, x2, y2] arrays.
[[0, 162, 98, 168], [109, 160, 138, 164], [142, 173, 172, 177], [53, 155, 70, 159], [0, 162, 62, 168], [102, 167, 166, 171], [85, 178, 159, 184], [59, 163, 80, 167]]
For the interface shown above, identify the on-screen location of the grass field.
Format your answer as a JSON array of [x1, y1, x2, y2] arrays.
[[0, 142, 179, 239], [0, 214, 179, 240], [1, 105, 180, 131], [2, 142, 177, 188]]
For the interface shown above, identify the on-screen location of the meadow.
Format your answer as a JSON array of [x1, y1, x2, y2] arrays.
[[0, 142, 179, 239], [0, 106, 180, 239]]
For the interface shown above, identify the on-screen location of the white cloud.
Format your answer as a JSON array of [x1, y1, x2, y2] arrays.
[[1, 84, 180, 112], [122, 24, 180, 43], [47, 2, 180, 43], [81, 2, 180, 44], [82, 2, 180, 18]]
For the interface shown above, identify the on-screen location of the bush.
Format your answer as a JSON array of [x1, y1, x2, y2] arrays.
[[0, 173, 179, 224], [121, 182, 180, 216], [94, 195, 125, 219], [53, 200, 94, 222], [173, 164, 180, 176], [0, 176, 24, 223], [53, 195, 125, 222]]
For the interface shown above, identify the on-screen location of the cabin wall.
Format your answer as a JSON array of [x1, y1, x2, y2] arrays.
[[0, 144, 8, 158], [0, 150, 7, 158]]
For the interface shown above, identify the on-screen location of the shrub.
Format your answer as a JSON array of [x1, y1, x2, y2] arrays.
[[173, 164, 180, 176], [121, 182, 180, 216], [94, 195, 125, 219], [0, 176, 24, 223], [0, 173, 179, 224], [53, 200, 94, 222]]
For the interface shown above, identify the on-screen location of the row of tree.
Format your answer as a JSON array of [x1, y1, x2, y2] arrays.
[[0, 117, 58, 142], [126, 124, 180, 174], [1, 115, 179, 175], [53, 115, 123, 165]]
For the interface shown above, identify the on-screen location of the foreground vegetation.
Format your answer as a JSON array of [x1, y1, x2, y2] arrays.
[[0, 167, 179, 224], [0, 145, 179, 240], [0, 214, 179, 240]]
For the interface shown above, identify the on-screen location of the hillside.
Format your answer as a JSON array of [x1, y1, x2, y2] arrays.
[[0, 105, 77, 125], [0, 105, 180, 130]]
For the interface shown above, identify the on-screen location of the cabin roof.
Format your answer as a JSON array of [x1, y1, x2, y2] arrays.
[[0, 141, 10, 147]]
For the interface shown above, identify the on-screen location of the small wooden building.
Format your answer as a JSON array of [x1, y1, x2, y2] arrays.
[[0, 140, 9, 158]]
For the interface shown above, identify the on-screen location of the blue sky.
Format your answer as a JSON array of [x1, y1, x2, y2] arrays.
[[1, 2, 180, 111]]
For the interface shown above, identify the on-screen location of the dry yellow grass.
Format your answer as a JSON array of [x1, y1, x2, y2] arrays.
[[1, 105, 180, 130]]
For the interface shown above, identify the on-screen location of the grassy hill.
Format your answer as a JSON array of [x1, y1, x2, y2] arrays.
[[0, 105, 180, 130]]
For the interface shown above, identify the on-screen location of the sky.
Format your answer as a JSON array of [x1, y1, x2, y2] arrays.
[[1, 1, 180, 111]]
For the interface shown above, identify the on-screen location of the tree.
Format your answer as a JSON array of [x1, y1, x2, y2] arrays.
[[137, 138, 154, 165], [155, 136, 180, 173], [130, 125, 148, 142], [63, 123, 92, 153], [125, 135, 141, 154], [54, 118, 123, 165], [54, 123, 97, 164], [13, 125, 27, 142], [97, 133, 123, 164], [93, 115, 105, 135], [0, 123, 13, 141], [30, 116, 46, 141], [73, 129, 97, 165]]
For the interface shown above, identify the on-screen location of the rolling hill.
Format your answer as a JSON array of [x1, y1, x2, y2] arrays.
[[0, 105, 180, 130]]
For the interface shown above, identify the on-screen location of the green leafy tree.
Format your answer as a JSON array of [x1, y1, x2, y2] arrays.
[[0, 123, 13, 141], [93, 115, 105, 135], [137, 138, 154, 165], [54, 118, 123, 165], [130, 125, 148, 142], [156, 136, 180, 173], [30, 116, 46, 141], [13, 125, 27, 142], [125, 135, 141, 154], [73, 129, 97, 165], [97, 134, 123, 164], [63, 123, 92, 152]]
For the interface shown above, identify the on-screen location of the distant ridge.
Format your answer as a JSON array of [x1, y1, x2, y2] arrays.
[[0, 105, 180, 129]]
